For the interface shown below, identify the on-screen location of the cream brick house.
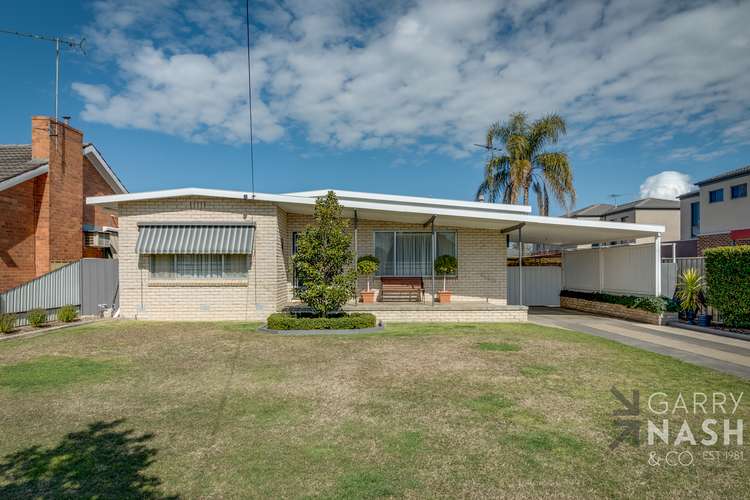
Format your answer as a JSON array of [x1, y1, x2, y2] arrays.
[[88, 188, 666, 322]]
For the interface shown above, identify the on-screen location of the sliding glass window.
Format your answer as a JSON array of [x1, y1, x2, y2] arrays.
[[374, 231, 456, 277]]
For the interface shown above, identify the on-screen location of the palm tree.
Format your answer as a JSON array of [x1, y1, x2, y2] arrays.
[[476, 112, 575, 215]]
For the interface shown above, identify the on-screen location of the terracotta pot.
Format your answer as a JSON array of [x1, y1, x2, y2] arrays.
[[437, 291, 452, 304], [360, 290, 377, 304]]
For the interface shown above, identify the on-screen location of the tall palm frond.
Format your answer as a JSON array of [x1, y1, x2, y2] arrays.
[[476, 112, 575, 214]]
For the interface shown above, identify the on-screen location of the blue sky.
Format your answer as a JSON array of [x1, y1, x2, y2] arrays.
[[2, 0, 749, 214]]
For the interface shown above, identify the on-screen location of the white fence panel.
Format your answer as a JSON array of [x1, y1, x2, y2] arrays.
[[601, 244, 655, 295], [561, 248, 600, 291], [562, 243, 658, 296], [508, 267, 561, 306]]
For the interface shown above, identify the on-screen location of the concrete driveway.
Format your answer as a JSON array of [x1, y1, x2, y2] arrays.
[[529, 307, 750, 379]]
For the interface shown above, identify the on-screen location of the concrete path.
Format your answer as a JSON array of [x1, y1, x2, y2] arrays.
[[529, 307, 750, 380]]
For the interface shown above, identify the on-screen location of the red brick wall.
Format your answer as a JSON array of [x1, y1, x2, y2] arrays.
[[0, 181, 37, 292], [34, 173, 50, 275], [698, 233, 750, 254], [82, 156, 118, 229]]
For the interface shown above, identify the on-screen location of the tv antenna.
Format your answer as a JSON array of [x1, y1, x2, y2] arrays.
[[0, 29, 86, 122], [608, 193, 626, 206]]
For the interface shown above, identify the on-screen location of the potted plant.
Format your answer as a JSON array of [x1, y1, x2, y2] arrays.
[[676, 268, 705, 325], [434, 254, 458, 304], [357, 255, 380, 304]]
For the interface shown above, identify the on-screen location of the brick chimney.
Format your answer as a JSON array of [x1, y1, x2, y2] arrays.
[[30, 116, 85, 271]]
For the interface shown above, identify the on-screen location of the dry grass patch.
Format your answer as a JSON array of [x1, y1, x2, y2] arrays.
[[0, 321, 747, 498]]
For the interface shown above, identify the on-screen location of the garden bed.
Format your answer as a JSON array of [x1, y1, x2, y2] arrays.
[[265, 312, 379, 331], [560, 291, 677, 325]]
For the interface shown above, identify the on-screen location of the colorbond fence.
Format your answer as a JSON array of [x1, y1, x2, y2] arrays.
[[0, 259, 118, 326]]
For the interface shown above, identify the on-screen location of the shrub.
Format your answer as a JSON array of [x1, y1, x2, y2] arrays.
[[675, 268, 705, 314], [57, 305, 79, 323], [26, 309, 48, 328], [267, 313, 377, 330], [560, 290, 671, 314], [0, 313, 17, 334], [705, 246, 750, 328], [294, 192, 357, 316]]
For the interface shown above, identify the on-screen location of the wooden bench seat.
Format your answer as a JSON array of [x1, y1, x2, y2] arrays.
[[380, 277, 424, 302]]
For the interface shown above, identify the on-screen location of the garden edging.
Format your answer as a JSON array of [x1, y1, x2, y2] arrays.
[[560, 296, 676, 325]]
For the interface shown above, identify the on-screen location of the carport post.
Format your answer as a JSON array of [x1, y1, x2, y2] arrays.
[[518, 226, 523, 306], [654, 233, 662, 297]]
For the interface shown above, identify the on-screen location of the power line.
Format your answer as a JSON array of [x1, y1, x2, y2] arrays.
[[0, 29, 86, 122], [244, 1, 256, 198]]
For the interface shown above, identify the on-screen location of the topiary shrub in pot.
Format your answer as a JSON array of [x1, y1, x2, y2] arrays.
[[434, 254, 458, 304], [357, 255, 380, 304]]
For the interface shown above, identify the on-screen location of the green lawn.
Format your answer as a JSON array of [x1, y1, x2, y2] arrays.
[[0, 321, 747, 498]]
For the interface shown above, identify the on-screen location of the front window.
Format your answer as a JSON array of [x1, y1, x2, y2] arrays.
[[150, 254, 248, 280], [709, 189, 724, 203], [731, 183, 747, 199], [690, 202, 700, 238], [374, 231, 456, 276]]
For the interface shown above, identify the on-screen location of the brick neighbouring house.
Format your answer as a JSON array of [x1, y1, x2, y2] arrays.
[[0, 116, 127, 292], [677, 165, 750, 255]]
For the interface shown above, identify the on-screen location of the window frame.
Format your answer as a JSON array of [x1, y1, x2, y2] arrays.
[[731, 183, 747, 200], [709, 188, 724, 203], [373, 230, 457, 278], [149, 254, 249, 281], [690, 201, 700, 238]]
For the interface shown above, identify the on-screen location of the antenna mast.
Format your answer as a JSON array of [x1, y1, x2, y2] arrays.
[[0, 29, 86, 122]]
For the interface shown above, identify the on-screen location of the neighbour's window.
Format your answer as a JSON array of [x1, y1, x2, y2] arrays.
[[709, 189, 724, 203], [731, 183, 747, 199], [149, 254, 248, 280], [374, 231, 457, 276], [690, 202, 700, 238]]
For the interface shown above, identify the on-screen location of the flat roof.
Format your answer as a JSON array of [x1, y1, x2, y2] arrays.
[[87, 188, 666, 246]]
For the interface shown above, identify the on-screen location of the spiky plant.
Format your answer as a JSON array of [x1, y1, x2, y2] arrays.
[[476, 112, 575, 215], [676, 268, 705, 315]]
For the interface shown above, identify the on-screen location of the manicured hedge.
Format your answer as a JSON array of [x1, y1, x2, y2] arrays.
[[560, 290, 677, 314], [267, 312, 377, 330], [705, 246, 750, 328]]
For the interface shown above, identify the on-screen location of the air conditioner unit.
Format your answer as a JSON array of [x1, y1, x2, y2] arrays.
[[84, 231, 111, 248]]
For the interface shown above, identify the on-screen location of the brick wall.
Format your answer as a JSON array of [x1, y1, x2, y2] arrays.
[[698, 233, 750, 254], [118, 197, 282, 320], [560, 296, 676, 325], [285, 214, 508, 304], [0, 181, 37, 291], [0, 117, 121, 291]]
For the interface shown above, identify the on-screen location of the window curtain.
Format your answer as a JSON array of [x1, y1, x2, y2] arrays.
[[395, 233, 432, 276]]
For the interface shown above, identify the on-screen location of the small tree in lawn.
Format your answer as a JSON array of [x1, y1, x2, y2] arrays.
[[293, 191, 356, 317], [357, 255, 379, 291], [434, 255, 458, 291]]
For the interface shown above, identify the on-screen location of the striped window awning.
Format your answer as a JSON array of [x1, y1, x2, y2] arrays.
[[135, 223, 255, 254]]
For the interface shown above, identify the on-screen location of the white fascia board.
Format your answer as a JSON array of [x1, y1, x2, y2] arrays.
[[0, 164, 49, 192], [83, 144, 128, 193], [282, 188, 533, 214], [86, 187, 664, 236]]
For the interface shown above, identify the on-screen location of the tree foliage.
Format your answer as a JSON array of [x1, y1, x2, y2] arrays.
[[357, 255, 379, 291], [705, 246, 750, 327], [434, 254, 458, 291], [293, 191, 356, 316], [476, 112, 575, 215]]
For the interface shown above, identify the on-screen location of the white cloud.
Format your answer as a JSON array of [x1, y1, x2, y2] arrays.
[[639, 171, 696, 199], [74, 0, 750, 154]]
